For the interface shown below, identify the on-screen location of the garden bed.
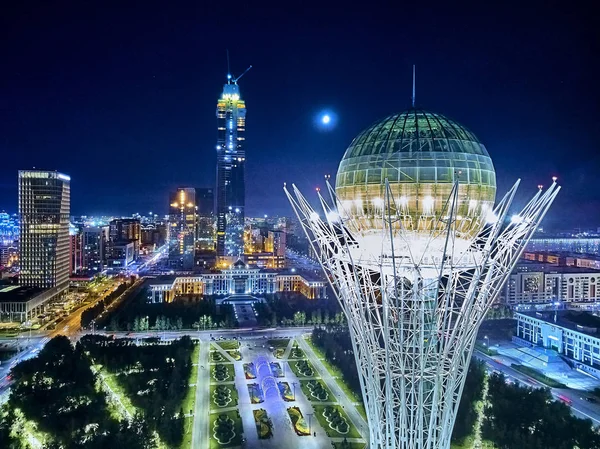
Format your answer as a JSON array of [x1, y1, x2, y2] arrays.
[[209, 410, 243, 448], [248, 383, 264, 404], [270, 362, 284, 377], [301, 379, 333, 401], [313, 405, 361, 439], [278, 381, 295, 401], [243, 362, 257, 379], [212, 363, 235, 382], [287, 406, 310, 436], [211, 384, 238, 409], [253, 408, 273, 439], [290, 359, 315, 377]]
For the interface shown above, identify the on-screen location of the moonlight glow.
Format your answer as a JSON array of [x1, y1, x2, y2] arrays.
[[322, 114, 331, 124]]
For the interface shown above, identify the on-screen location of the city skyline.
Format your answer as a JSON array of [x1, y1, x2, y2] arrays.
[[0, 4, 598, 228]]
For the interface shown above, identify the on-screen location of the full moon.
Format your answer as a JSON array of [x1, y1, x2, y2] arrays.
[[322, 114, 331, 124]]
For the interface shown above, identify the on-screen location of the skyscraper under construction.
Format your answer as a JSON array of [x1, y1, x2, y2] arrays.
[[215, 65, 250, 261]]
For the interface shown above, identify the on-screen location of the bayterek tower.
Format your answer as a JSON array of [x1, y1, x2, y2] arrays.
[[286, 108, 559, 449]]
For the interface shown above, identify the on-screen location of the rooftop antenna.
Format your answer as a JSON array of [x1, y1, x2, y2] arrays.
[[226, 49, 232, 83], [412, 64, 416, 108]]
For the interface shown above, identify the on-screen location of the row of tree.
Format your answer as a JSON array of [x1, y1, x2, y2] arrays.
[[99, 290, 235, 330], [80, 281, 129, 328], [483, 373, 600, 449], [311, 327, 361, 396], [254, 294, 343, 327]]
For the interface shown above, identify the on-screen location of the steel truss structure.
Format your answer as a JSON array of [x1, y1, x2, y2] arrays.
[[285, 179, 559, 449]]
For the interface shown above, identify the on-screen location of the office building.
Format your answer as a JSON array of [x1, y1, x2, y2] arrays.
[[516, 311, 600, 378], [502, 262, 600, 305], [195, 187, 214, 251], [69, 231, 83, 274], [147, 263, 327, 303], [82, 226, 108, 273], [215, 71, 248, 261], [18, 170, 70, 294], [168, 188, 197, 269], [107, 218, 140, 267]]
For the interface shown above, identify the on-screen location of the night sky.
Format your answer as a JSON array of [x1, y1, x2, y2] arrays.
[[1, 2, 598, 229]]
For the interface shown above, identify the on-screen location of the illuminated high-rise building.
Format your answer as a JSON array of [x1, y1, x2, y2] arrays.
[[195, 187, 214, 250], [215, 66, 251, 261], [18, 170, 71, 291], [169, 187, 197, 269]]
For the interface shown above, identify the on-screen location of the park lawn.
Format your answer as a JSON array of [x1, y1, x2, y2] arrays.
[[451, 436, 497, 449], [332, 443, 366, 449], [179, 417, 194, 449], [216, 340, 239, 350], [226, 349, 242, 361], [267, 338, 290, 349], [289, 346, 306, 359], [304, 336, 363, 403], [209, 409, 243, 449], [211, 363, 236, 383], [181, 343, 200, 420], [101, 370, 137, 417], [210, 383, 239, 411], [288, 359, 316, 378], [312, 404, 362, 439], [299, 379, 335, 402], [510, 364, 567, 388]]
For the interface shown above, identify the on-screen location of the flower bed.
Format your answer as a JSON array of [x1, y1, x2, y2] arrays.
[[228, 350, 242, 361], [274, 348, 285, 359], [243, 362, 257, 379], [270, 362, 284, 377], [253, 408, 273, 439], [278, 381, 294, 401], [248, 383, 264, 404], [287, 406, 310, 436], [211, 351, 225, 363]]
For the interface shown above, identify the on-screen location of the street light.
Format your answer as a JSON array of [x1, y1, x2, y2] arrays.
[[484, 335, 489, 347], [292, 381, 298, 401], [307, 412, 313, 436]]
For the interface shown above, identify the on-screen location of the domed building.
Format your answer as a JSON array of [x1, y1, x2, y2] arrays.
[[335, 109, 496, 238]]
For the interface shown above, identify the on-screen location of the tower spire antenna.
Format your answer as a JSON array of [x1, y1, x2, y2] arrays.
[[226, 49, 231, 83], [412, 64, 416, 108]]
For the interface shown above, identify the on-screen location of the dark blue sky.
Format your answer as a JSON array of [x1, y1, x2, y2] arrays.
[[1, 2, 598, 229]]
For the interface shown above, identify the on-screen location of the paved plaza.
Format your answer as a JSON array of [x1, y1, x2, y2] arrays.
[[199, 333, 368, 449]]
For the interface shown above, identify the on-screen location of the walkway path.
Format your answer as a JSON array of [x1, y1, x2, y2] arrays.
[[191, 340, 210, 449], [297, 336, 369, 444]]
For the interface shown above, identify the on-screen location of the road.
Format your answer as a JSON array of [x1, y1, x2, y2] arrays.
[[474, 350, 600, 425]]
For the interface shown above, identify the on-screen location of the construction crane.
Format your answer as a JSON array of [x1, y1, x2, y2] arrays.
[[228, 65, 252, 84]]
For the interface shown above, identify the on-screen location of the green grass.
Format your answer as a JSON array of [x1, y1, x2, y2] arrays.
[[211, 363, 235, 383], [510, 364, 567, 388], [304, 336, 362, 403], [299, 379, 335, 402], [181, 344, 200, 416], [288, 359, 316, 378], [312, 404, 362, 439], [289, 347, 306, 359], [101, 371, 137, 417], [267, 338, 290, 349], [215, 340, 239, 351], [332, 443, 367, 449], [356, 403, 367, 421], [475, 342, 499, 356], [179, 417, 194, 449], [209, 409, 243, 448], [451, 436, 497, 449], [210, 384, 239, 411]]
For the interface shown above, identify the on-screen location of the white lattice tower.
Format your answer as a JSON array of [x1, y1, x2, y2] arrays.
[[285, 179, 559, 449]]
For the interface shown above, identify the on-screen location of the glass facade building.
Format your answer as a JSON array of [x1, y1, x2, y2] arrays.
[[336, 109, 496, 238], [168, 188, 197, 269], [215, 81, 246, 260], [18, 170, 71, 290]]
